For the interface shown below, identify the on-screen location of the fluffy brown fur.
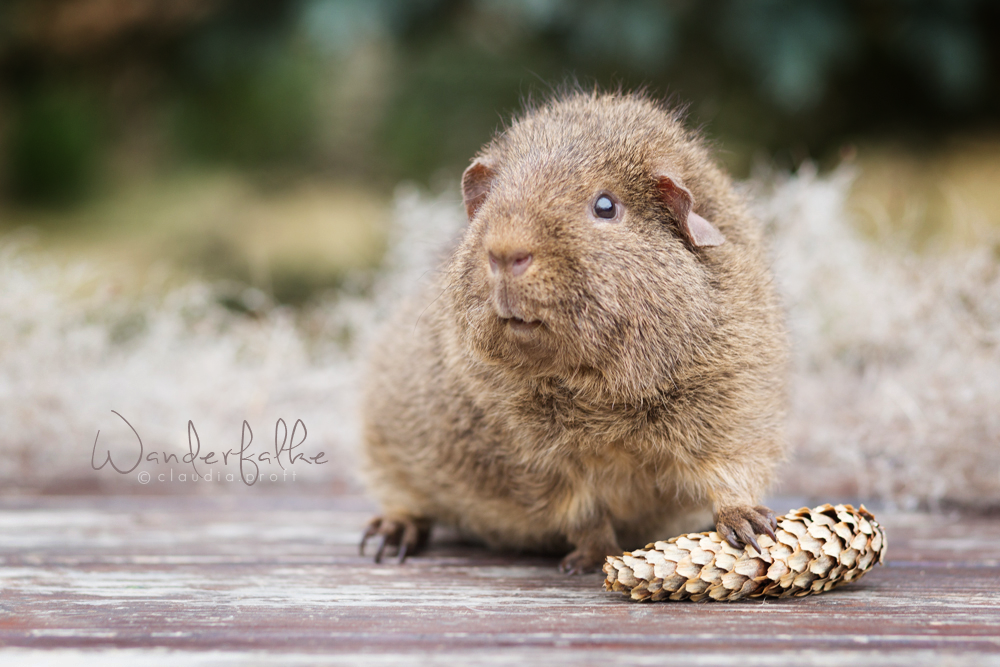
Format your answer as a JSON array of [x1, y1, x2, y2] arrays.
[[360, 90, 789, 573]]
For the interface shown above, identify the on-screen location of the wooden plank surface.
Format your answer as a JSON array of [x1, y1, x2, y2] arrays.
[[1, 495, 999, 666]]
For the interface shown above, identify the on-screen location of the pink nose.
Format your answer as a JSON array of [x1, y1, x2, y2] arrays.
[[488, 250, 533, 277]]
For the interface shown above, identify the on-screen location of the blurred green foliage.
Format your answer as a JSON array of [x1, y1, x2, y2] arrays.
[[8, 87, 103, 205], [379, 44, 539, 180], [0, 0, 997, 206], [173, 52, 319, 166], [170, 16, 321, 165]]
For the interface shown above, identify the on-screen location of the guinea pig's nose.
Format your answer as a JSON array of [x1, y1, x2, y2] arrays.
[[488, 249, 533, 277]]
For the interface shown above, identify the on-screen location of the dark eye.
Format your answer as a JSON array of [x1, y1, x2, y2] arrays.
[[594, 195, 616, 219]]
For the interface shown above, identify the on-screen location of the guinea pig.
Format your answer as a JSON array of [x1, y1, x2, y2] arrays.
[[360, 89, 788, 574]]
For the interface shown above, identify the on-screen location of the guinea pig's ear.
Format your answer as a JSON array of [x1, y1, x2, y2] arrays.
[[654, 173, 726, 247], [462, 157, 496, 221]]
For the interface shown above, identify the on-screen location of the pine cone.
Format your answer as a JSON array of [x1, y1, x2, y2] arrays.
[[603, 504, 886, 602]]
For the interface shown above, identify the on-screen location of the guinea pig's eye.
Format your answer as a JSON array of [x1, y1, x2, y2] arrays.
[[593, 194, 617, 220]]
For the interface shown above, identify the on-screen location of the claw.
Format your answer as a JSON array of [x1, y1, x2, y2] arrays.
[[359, 520, 379, 556], [718, 523, 740, 550], [559, 561, 579, 575], [716, 504, 779, 552], [754, 505, 778, 531], [755, 506, 778, 538], [374, 532, 391, 564], [361, 515, 431, 565], [398, 520, 419, 564], [559, 547, 609, 575], [762, 522, 777, 541]]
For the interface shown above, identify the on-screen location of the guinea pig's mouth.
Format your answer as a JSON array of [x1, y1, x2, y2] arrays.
[[501, 316, 542, 333]]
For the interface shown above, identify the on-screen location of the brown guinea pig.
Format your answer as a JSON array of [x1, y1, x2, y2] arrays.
[[360, 89, 788, 574]]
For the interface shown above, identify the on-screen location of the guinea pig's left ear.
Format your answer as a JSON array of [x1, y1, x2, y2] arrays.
[[654, 173, 726, 247], [462, 157, 496, 221]]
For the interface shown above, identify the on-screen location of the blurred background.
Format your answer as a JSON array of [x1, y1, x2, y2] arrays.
[[0, 0, 998, 508]]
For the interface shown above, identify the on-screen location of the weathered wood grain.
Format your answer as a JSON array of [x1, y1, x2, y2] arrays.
[[1, 496, 998, 666]]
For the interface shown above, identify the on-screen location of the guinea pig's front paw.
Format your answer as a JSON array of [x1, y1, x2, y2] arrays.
[[359, 515, 431, 564], [715, 505, 778, 553], [559, 547, 612, 575]]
